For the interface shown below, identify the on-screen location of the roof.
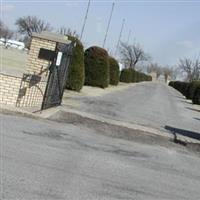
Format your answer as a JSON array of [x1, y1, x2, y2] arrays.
[[32, 31, 71, 44]]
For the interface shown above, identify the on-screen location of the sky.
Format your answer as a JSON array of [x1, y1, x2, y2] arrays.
[[1, 0, 200, 66]]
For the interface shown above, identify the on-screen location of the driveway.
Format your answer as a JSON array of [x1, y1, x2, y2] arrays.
[[1, 113, 200, 200], [63, 82, 200, 140]]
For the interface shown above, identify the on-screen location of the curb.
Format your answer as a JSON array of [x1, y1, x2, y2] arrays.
[[45, 107, 200, 148], [1, 105, 200, 150]]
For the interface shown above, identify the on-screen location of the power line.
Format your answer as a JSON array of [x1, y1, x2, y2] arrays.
[[80, 0, 91, 40], [102, 2, 115, 48], [115, 18, 125, 56]]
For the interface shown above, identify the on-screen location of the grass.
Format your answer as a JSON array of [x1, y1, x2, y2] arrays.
[[0, 46, 27, 75]]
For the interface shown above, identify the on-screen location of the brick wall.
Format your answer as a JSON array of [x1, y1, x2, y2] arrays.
[[16, 76, 47, 107], [0, 73, 46, 107], [1, 36, 57, 108], [26, 37, 56, 74], [0, 73, 21, 106]]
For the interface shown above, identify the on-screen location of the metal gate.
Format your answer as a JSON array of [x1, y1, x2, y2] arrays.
[[41, 42, 74, 110]]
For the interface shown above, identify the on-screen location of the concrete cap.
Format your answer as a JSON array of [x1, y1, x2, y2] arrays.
[[32, 31, 71, 44]]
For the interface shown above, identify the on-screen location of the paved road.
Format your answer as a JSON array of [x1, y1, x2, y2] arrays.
[[1, 113, 200, 200], [66, 82, 200, 140]]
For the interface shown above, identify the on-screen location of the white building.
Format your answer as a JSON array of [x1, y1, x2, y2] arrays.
[[0, 38, 25, 50], [6, 39, 25, 50]]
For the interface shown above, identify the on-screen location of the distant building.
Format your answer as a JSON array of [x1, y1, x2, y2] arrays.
[[157, 74, 165, 82], [6, 39, 25, 50], [0, 38, 25, 50], [0, 38, 5, 45]]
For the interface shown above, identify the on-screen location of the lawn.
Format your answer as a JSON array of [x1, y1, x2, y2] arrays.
[[0, 46, 28, 76]]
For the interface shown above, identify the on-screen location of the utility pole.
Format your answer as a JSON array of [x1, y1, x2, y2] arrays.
[[127, 29, 131, 44], [102, 2, 115, 48], [80, 0, 91, 40], [115, 19, 125, 56]]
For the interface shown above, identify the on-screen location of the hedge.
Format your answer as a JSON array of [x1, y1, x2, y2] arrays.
[[186, 81, 200, 100], [66, 36, 85, 92], [84, 46, 109, 88], [109, 56, 120, 85], [169, 80, 200, 105], [120, 68, 132, 83], [131, 69, 137, 82], [120, 68, 152, 83], [192, 85, 200, 104]]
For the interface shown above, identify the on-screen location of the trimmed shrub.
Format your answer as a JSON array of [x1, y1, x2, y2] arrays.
[[147, 75, 152, 81], [66, 36, 85, 92], [186, 81, 200, 100], [169, 81, 189, 97], [130, 69, 137, 82], [169, 81, 200, 103], [120, 68, 152, 83], [192, 86, 200, 105], [109, 56, 120, 85], [169, 81, 175, 87], [134, 71, 140, 82], [120, 68, 132, 83], [84, 46, 109, 88]]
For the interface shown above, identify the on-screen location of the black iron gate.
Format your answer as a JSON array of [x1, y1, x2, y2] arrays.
[[41, 42, 74, 110]]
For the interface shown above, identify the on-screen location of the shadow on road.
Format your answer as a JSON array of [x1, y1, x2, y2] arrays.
[[165, 125, 200, 141], [173, 95, 185, 100], [194, 117, 200, 121], [185, 107, 200, 112], [179, 100, 192, 105]]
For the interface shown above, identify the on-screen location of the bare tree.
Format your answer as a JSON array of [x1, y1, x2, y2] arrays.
[[15, 16, 53, 48], [170, 67, 179, 80], [178, 58, 200, 81], [163, 66, 173, 83], [0, 20, 13, 45], [0, 20, 4, 35], [119, 42, 150, 69], [58, 26, 79, 38], [147, 63, 162, 79], [15, 16, 53, 37]]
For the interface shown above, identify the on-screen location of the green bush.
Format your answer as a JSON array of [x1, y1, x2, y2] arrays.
[[120, 68, 132, 83], [147, 75, 152, 81], [169, 81, 200, 102], [186, 81, 200, 100], [109, 56, 120, 85], [169, 81, 189, 97], [120, 69, 151, 83], [131, 69, 137, 82], [134, 71, 140, 82], [84, 46, 109, 88], [135, 71, 148, 82], [169, 81, 175, 87], [192, 86, 200, 105], [66, 36, 85, 92]]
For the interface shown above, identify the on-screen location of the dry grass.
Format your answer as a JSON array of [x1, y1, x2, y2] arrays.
[[0, 46, 28, 76]]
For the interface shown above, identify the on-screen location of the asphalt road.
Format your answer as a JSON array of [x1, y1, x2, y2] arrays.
[[68, 82, 200, 140], [1, 113, 200, 200]]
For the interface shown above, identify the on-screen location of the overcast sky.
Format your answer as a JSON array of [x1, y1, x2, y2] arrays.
[[2, 0, 200, 66]]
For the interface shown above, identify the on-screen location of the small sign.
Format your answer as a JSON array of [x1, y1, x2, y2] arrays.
[[56, 52, 63, 66]]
